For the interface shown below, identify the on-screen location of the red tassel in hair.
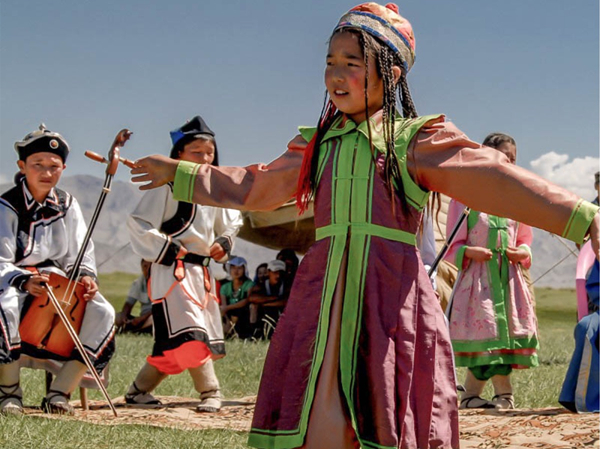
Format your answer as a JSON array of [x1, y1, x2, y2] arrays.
[[295, 101, 337, 214], [295, 132, 318, 214]]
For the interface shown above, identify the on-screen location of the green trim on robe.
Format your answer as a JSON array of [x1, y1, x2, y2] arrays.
[[249, 113, 441, 449], [454, 245, 468, 269], [451, 213, 539, 368]]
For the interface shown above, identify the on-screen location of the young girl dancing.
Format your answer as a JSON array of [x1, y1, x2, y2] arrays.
[[126, 115, 243, 412], [130, 3, 599, 448], [445, 133, 537, 410]]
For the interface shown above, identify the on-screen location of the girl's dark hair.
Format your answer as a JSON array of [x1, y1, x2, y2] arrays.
[[253, 262, 268, 284], [308, 29, 418, 216], [170, 134, 219, 166], [482, 132, 516, 150], [276, 248, 299, 272]]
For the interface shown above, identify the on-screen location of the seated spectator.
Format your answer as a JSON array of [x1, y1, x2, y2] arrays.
[[276, 248, 299, 282], [220, 256, 254, 339], [276, 248, 300, 299], [249, 259, 288, 339], [115, 259, 153, 334], [559, 258, 599, 413], [253, 262, 268, 285]]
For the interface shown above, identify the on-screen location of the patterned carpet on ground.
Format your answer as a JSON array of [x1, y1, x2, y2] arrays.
[[23, 396, 599, 448]]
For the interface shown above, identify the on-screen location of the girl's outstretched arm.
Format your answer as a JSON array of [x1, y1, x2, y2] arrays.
[[408, 119, 600, 258], [131, 140, 305, 211]]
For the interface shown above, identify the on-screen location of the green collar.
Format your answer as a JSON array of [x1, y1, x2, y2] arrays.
[[321, 112, 411, 154]]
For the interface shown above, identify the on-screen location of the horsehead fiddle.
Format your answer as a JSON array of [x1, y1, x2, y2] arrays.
[[56, 129, 133, 307], [28, 129, 132, 417]]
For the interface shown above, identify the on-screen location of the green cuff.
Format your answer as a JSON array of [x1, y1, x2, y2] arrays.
[[455, 245, 468, 269], [173, 160, 201, 203], [562, 199, 600, 244]]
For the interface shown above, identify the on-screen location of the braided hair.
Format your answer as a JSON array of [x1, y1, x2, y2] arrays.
[[306, 29, 418, 215]]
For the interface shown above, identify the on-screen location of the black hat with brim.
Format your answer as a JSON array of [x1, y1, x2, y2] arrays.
[[169, 115, 215, 159]]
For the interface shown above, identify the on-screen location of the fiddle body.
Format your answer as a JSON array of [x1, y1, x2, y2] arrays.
[[19, 271, 87, 358]]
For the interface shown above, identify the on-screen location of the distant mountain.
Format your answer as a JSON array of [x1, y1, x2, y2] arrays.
[[0, 175, 580, 288], [528, 229, 578, 289]]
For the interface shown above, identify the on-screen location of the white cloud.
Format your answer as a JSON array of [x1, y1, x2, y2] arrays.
[[529, 152, 598, 200], [0, 173, 9, 185]]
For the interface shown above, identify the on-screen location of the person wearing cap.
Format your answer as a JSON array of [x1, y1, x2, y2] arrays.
[[219, 256, 254, 339], [0, 124, 116, 415], [130, 3, 600, 448], [248, 259, 288, 339], [126, 115, 243, 413]]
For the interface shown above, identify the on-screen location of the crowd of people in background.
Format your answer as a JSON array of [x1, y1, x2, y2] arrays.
[[117, 248, 300, 342], [219, 249, 299, 340]]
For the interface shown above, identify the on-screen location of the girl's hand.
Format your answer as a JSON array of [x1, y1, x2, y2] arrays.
[[505, 247, 530, 264], [80, 276, 98, 302], [464, 246, 493, 262], [131, 155, 179, 190], [24, 274, 50, 296], [209, 243, 226, 261]]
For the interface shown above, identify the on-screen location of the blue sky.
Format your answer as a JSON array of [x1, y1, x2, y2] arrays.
[[1, 0, 598, 198]]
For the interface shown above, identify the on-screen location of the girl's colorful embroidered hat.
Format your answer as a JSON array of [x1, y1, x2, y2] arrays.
[[14, 123, 70, 162], [169, 115, 215, 159], [334, 2, 416, 72]]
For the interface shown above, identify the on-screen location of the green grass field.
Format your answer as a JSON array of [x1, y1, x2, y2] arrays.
[[0, 273, 582, 448]]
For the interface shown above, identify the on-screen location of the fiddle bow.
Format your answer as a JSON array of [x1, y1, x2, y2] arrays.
[[42, 129, 133, 417], [428, 206, 471, 278]]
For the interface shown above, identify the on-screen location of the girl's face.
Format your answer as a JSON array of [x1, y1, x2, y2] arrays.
[[325, 31, 385, 124], [496, 142, 517, 165], [17, 152, 65, 200], [179, 139, 215, 165], [257, 266, 268, 282], [230, 265, 245, 280]]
